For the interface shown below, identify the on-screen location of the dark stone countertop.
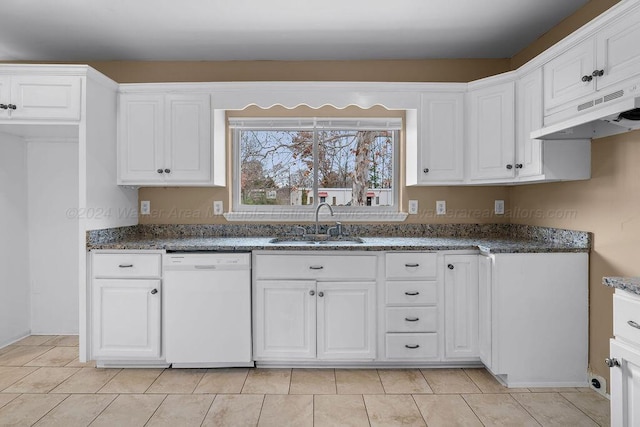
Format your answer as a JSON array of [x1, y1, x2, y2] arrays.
[[603, 277, 640, 296]]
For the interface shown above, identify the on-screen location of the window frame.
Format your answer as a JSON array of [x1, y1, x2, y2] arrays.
[[230, 117, 401, 220]]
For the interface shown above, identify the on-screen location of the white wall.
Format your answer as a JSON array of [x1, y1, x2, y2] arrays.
[[0, 133, 30, 346], [28, 140, 79, 334]]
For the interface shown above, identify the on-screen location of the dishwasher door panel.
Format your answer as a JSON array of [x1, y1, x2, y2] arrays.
[[164, 269, 252, 366]]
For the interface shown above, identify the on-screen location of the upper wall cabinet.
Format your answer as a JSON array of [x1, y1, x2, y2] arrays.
[[414, 92, 464, 184], [0, 75, 81, 121], [515, 68, 543, 178], [544, 4, 640, 120], [118, 93, 216, 186], [467, 79, 516, 181]]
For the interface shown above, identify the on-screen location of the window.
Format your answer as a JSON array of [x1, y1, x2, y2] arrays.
[[231, 117, 400, 218]]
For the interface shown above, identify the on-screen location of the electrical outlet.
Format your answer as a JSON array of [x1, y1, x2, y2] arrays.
[[140, 200, 150, 215], [436, 200, 446, 215], [495, 199, 505, 215], [408, 200, 418, 215], [213, 200, 224, 215]]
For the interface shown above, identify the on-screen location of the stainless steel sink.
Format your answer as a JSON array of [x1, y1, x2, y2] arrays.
[[268, 236, 364, 245]]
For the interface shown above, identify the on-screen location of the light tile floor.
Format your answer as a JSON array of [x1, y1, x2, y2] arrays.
[[0, 336, 610, 426]]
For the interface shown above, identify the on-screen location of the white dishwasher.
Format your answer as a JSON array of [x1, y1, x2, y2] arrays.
[[163, 252, 253, 368]]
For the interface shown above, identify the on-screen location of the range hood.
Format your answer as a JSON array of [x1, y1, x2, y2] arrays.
[[531, 89, 640, 140]]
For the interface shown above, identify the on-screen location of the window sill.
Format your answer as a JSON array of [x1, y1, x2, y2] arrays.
[[223, 211, 408, 222]]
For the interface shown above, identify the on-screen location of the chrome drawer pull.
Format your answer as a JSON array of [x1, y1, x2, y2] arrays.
[[405, 317, 419, 322], [405, 263, 419, 268], [628, 320, 640, 330], [118, 264, 133, 268], [309, 265, 324, 270], [405, 344, 420, 349], [404, 291, 420, 296]]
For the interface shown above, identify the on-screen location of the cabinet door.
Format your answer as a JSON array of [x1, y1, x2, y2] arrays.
[[419, 93, 464, 183], [118, 94, 165, 184], [0, 76, 9, 119], [164, 94, 212, 183], [8, 76, 81, 120], [543, 38, 596, 115], [516, 68, 543, 178], [467, 81, 516, 180], [610, 339, 640, 427], [444, 255, 479, 359], [254, 280, 316, 360], [478, 255, 493, 369], [92, 279, 161, 359], [317, 282, 376, 360], [596, 6, 640, 92]]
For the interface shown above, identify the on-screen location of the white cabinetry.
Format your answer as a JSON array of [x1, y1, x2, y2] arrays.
[[90, 252, 163, 362], [479, 252, 588, 387], [544, 4, 640, 120], [608, 289, 640, 427], [515, 68, 543, 178], [383, 252, 439, 360], [467, 78, 516, 181], [118, 93, 214, 186], [415, 92, 464, 183], [0, 75, 81, 121], [253, 252, 377, 362], [444, 255, 478, 360]]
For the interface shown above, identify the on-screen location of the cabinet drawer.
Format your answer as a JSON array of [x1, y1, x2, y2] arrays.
[[386, 307, 437, 332], [385, 333, 438, 359], [385, 281, 437, 305], [255, 254, 376, 280], [92, 253, 162, 278], [385, 253, 437, 279], [614, 293, 640, 346]]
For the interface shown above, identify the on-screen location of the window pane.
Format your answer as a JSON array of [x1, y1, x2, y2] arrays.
[[318, 130, 393, 207], [239, 130, 313, 206]]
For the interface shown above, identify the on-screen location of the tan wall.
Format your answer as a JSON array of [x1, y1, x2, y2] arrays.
[[509, 131, 640, 386]]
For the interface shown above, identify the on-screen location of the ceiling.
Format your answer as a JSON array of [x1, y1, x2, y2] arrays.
[[0, 0, 591, 61]]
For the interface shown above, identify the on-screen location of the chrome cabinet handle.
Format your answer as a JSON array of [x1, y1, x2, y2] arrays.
[[405, 317, 419, 322], [309, 265, 324, 270], [118, 264, 133, 268], [447, 264, 454, 270], [404, 291, 420, 296], [582, 75, 593, 82], [628, 320, 640, 329], [150, 289, 158, 295], [605, 357, 620, 368], [405, 344, 420, 349], [318, 291, 324, 297], [405, 263, 419, 268], [309, 290, 315, 296]]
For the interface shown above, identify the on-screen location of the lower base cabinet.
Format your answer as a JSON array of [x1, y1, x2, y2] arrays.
[[479, 252, 588, 387], [444, 255, 479, 360], [253, 279, 376, 361]]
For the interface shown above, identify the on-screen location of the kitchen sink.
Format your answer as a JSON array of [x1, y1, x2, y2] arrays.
[[268, 236, 365, 245]]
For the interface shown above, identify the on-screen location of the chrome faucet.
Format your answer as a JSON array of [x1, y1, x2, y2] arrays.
[[315, 202, 334, 235]]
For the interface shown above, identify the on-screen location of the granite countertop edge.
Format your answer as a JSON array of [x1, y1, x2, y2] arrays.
[[603, 276, 640, 296], [87, 236, 590, 254]]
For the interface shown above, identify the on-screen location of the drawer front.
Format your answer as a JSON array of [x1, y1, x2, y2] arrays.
[[92, 253, 162, 278], [385, 333, 438, 359], [385, 281, 437, 305], [614, 293, 640, 346], [386, 307, 437, 332], [255, 254, 377, 280], [385, 253, 437, 279]]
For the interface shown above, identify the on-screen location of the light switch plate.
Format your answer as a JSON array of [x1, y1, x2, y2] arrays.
[[436, 200, 446, 215], [495, 199, 505, 215], [140, 200, 150, 215], [408, 200, 418, 215], [213, 200, 224, 215]]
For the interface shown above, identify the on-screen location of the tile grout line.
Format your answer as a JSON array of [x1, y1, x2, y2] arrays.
[[239, 368, 250, 394], [557, 391, 605, 426], [507, 392, 544, 426], [409, 393, 430, 426], [142, 393, 169, 426], [255, 393, 267, 426], [199, 393, 217, 427], [28, 392, 72, 426]]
